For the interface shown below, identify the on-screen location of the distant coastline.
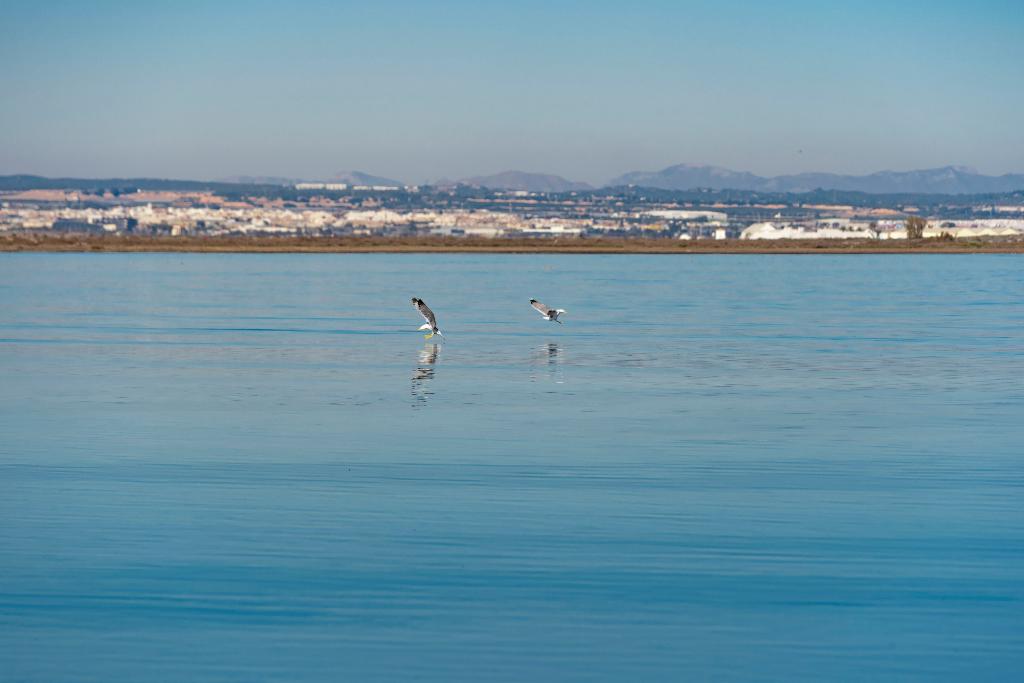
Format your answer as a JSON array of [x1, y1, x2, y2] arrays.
[[3, 234, 1023, 254]]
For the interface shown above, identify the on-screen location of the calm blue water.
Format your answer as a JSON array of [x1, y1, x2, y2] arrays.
[[1, 253, 1022, 682]]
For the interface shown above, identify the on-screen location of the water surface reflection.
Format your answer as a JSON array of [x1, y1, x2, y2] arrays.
[[530, 342, 565, 384], [411, 343, 441, 408]]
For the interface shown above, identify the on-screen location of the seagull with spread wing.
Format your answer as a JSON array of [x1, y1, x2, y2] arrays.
[[411, 297, 444, 339], [530, 299, 566, 324]]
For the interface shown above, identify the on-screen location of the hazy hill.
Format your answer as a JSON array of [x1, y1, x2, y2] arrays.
[[610, 164, 765, 191], [459, 171, 593, 193], [218, 175, 300, 186], [331, 171, 404, 187], [217, 172, 405, 187]]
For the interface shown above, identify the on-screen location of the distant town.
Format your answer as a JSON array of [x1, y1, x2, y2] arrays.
[[2, 172, 1023, 243]]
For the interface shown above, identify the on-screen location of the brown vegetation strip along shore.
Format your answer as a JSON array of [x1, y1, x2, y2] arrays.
[[3, 234, 1024, 254]]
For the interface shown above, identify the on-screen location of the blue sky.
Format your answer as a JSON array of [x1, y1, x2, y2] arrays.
[[1, 0, 1021, 183]]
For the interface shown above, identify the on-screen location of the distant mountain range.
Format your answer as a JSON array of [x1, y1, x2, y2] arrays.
[[606, 164, 1024, 194], [442, 164, 1024, 194], [6, 164, 1024, 195]]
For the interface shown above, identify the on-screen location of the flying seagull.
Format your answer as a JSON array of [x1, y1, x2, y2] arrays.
[[530, 299, 566, 324], [411, 297, 443, 339]]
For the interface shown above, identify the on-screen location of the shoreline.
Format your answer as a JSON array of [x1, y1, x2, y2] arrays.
[[3, 234, 1024, 254]]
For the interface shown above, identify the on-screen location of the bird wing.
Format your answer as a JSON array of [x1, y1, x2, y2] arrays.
[[414, 298, 437, 327], [531, 299, 553, 315]]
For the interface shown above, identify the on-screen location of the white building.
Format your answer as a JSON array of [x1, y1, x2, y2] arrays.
[[741, 222, 875, 240], [295, 183, 348, 191]]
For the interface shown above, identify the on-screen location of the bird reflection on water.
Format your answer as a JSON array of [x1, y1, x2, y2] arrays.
[[411, 343, 441, 408], [530, 342, 565, 384], [543, 342, 560, 365]]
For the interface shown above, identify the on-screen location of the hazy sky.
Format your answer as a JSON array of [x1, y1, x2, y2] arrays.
[[1, 0, 1022, 183]]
